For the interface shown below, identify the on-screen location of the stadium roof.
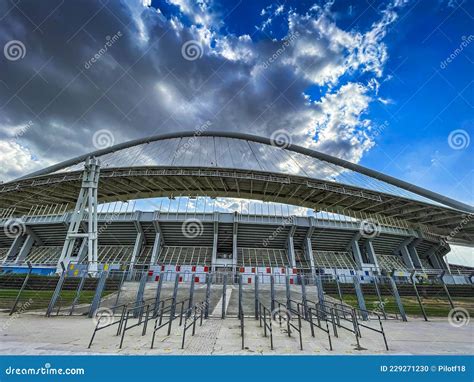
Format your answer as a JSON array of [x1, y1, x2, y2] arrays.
[[1, 131, 473, 244]]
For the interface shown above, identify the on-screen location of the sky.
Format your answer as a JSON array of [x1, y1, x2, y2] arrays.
[[0, 0, 472, 265]]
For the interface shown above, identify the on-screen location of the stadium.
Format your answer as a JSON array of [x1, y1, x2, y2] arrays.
[[0, 131, 472, 355]]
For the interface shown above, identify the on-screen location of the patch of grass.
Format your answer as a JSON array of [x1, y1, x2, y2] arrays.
[[0, 289, 112, 310], [328, 294, 474, 317]]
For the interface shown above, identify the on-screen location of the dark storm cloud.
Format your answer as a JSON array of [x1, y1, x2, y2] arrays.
[[0, 0, 401, 180]]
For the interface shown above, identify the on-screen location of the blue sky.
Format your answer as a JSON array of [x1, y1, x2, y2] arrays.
[[146, 0, 473, 204], [149, 0, 474, 266]]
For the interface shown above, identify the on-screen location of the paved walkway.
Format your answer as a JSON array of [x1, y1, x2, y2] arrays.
[[0, 314, 472, 355]]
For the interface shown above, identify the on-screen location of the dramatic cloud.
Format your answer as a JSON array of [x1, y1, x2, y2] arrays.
[[0, 0, 405, 181]]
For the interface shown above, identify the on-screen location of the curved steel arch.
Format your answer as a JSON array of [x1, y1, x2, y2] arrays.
[[15, 130, 474, 213]]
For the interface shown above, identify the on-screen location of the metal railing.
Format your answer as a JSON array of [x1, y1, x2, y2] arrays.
[[238, 299, 245, 350], [256, 300, 273, 350], [314, 300, 389, 351], [285, 298, 333, 351], [88, 303, 129, 348], [150, 298, 191, 349], [120, 297, 179, 349], [348, 304, 389, 351], [274, 300, 303, 350], [181, 301, 207, 349], [311, 299, 362, 349]]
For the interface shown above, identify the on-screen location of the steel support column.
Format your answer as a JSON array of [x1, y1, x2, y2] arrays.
[[222, 274, 227, 319], [365, 239, 379, 270], [300, 274, 308, 319], [211, 213, 218, 272], [3, 234, 24, 264], [394, 238, 415, 270], [232, 212, 238, 274], [205, 272, 212, 319], [150, 219, 162, 266], [57, 157, 100, 275], [15, 235, 34, 264], [188, 273, 195, 313], [316, 275, 325, 307], [286, 223, 297, 268], [410, 271, 428, 321], [69, 271, 88, 316], [168, 273, 180, 335], [88, 270, 108, 318], [352, 275, 368, 320], [46, 263, 67, 317], [270, 275, 275, 312], [9, 262, 32, 315], [389, 274, 407, 321], [285, 273, 291, 309], [408, 238, 423, 269], [15, 227, 42, 264], [134, 270, 148, 317], [128, 222, 144, 280], [348, 233, 363, 270], [154, 272, 164, 316], [427, 247, 442, 269], [254, 273, 259, 319], [304, 218, 316, 277]]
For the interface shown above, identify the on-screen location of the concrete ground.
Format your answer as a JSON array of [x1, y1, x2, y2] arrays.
[[0, 314, 472, 355], [0, 281, 471, 355]]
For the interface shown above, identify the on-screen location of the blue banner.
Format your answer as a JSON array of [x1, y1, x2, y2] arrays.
[[0, 355, 472, 382]]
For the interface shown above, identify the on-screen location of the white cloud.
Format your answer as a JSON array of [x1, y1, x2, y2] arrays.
[[0, 141, 46, 181], [0, 0, 406, 181], [310, 83, 374, 163]]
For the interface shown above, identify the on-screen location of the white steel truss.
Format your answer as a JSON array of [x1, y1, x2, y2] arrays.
[[56, 157, 100, 274]]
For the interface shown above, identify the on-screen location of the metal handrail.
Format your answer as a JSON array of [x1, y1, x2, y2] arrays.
[[88, 303, 129, 348], [181, 301, 207, 349], [274, 300, 303, 350], [257, 300, 273, 350], [239, 300, 245, 350], [285, 298, 332, 351], [307, 306, 333, 351], [150, 298, 191, 349], [309, 299, 362, 349], [343, 305, 389, 351]]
